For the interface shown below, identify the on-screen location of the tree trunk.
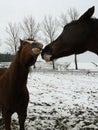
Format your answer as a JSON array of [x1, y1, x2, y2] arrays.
[[52, 60, 55, 69], [74, 54, 78, 70]]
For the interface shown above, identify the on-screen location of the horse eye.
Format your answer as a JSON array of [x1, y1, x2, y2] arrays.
[[45, 46, 50, 51], [32, 43, 37, 48], [23, 42, 28, 45], [45, 46, 52, 53], [64, 23, 71, 30]]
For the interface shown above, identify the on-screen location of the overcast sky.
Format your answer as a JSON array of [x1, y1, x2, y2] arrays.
[[0, 0, 98, 62], [0, 0, 97, 26]]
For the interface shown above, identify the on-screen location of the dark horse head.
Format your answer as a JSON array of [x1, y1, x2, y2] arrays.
[[41, 6, 98, 61]]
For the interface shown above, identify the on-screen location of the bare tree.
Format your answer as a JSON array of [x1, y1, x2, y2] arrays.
[[60, 13, 68, 28], [68, 8, 79, 70], [21, 16, 40, 40], [41, 15, 59, 69], [68, 8, 79, 21], [21, 16, 40, 68], [6, 23, 20, 54]]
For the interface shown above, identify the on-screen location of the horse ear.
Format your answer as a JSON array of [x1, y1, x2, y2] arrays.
[[79, 6, 95, 21], [20, 39, 23, 46]]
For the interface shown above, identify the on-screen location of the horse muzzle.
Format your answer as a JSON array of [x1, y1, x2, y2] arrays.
[[32, 43, 43, 55], [42, 54, 52, 62]]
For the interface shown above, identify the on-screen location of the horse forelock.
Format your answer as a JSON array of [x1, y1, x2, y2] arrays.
[[24, 39, 35, 44]]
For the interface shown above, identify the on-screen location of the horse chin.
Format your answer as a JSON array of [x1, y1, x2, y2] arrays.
[[43, 54, 52, 62], [26, 61, 35, 67], [26, 57, 37, 67]]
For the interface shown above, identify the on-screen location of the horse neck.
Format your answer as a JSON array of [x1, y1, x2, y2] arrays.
[[9, 51, 29, 87]]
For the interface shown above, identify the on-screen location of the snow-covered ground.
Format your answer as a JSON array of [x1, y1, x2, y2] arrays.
[[0, 62, 98, 130]]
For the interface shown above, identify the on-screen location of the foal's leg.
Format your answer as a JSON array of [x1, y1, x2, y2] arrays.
[[18, 111, 27, 130], [2, 108, 11, 130]]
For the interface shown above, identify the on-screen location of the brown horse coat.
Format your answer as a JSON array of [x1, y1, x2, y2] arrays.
[[0, 39, 43, 130], [0, 68, 7, 77]]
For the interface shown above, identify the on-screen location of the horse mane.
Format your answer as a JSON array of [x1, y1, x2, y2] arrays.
[[25, 38, 35, 41], [64, 17, 98, 31]]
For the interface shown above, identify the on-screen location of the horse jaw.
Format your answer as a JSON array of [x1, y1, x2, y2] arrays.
[[43, 54, 52, 62]]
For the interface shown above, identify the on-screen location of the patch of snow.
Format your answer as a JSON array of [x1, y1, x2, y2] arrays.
[[0, 63, 98, 129]]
